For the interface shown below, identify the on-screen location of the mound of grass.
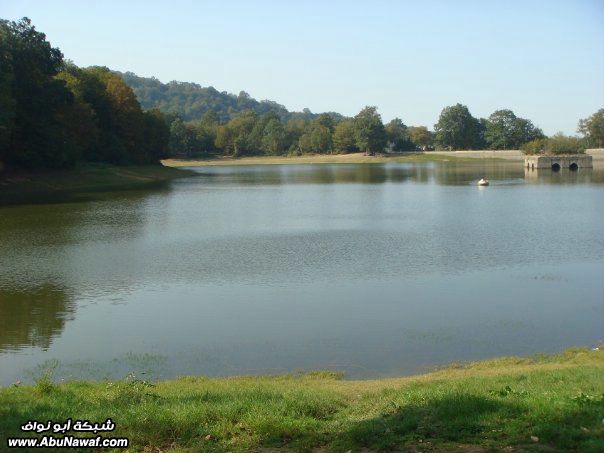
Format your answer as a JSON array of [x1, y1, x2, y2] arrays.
[[1, 348, 602, 451]]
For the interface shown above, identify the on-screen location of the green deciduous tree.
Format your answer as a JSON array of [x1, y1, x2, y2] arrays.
[[298, 124, 332, 154], [169, 117, 193, 156], [214, 110, 258, 156], [315, 113, 335, 132], [333, 120, 357, 153], [285, 118, 309, 153], [353, 106, 387, 155], [385, 118, 414, 151], [408, 126, 433, 150], [484, 109, 544, 150], [143, 109, 170, 160], [434, 103, 482, 150], [261, 118, 286, 155], [0, 17, 77, 168], [578, 109, 604, 148], [215, 124, 235, 155], [0, 22, 15, 156], [310, 124, 333, 153], [0, 18, 173, 169]]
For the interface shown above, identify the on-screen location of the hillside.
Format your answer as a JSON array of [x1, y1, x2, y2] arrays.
[[118, 71, 345, 123]]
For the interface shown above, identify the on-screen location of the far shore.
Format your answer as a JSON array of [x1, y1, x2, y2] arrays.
[[163, 148, 604, 167], [162, 151, 512, 168]]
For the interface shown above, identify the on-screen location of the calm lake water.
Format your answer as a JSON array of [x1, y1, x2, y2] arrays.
[[1, 161, 603, 385]]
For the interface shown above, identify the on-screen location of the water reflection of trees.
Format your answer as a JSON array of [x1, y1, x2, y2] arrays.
[[0, 283, 75, 352], [0, 189, 160, 354], [203, 164, 436, 185], [203, 161, 604, 186], [431, 161, 524, 185], [524, 167, 604, 184]]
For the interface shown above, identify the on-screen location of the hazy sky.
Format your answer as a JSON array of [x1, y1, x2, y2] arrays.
[[2, 0, 603, 134]]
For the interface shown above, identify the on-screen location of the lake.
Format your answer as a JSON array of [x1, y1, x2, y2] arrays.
[[1, 161, 603, 385]]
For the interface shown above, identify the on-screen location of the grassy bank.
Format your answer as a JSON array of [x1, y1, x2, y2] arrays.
[[1, 348, 602, 451], [162, 152, 506, 167], [0, 163, 195, 205]]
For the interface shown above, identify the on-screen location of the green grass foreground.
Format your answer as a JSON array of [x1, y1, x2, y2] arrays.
[[0, 163, 195, 205], [1, 348, 602, 451]]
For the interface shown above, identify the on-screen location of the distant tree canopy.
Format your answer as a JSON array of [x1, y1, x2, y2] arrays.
[[353, 107, 387, 155], [408, 126, 434, 150], [385, 118, 414, 151], [118, 71, 345, 125], [578, 109, 604, 148], [0, 17, 72, 168], [0, 18, 170, 169], [484, 109, 544, 150], [434, 104, 548, 151], [333, 120, 358, 154], [434, 104, 484, 150]]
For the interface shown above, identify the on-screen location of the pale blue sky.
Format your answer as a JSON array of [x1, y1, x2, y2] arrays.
[[2, 0, 603, 134]]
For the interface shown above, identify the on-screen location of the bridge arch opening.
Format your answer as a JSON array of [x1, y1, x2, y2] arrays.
[[569, 162, 578, 171], [551, 163, 561, 171]]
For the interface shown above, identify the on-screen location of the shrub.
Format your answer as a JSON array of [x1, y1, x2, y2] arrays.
[[522, 134, 586, 155]]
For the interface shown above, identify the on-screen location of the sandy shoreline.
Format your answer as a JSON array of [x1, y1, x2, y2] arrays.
[[163, 149, 604, 167]]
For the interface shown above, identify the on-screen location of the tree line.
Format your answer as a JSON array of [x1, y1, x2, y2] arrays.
[[166, 103, 551, 158], [168, 106, 422, 157], [1, 17, 603, 170], [0, 18, 170, 169]]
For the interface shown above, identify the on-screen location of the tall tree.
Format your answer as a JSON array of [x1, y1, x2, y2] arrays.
[[333, 120, 357, 153], [0, 22, 15, 156], [353, 106, 387, 155], [310, 124, 332, 153], [143, 109, 170, 160], [298, 124, 332, 153], [169, 117, 193, 156], [214, 110, 258, 156], [578, 109, 604, 148], [0, 17, 79, 168], [485, 109, 543, 149], [249, 111, 279, 152], [215, 124, 235, 155], [315, 113, 335, 132], [434, 103, 482, 150], [408, 126, 433, 150], [261, 118, 286, 155], [385, 118, 414, 151], [104, 73, 145, 162], [200, 109, 219, 128], [485, 110, 515, 149], [285, 118, 309, 153]]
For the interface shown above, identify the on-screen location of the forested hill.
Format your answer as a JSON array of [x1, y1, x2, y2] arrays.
[[118, 71, 344, 123]]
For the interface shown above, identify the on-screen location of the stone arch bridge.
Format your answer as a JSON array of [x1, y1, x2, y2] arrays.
[[525, 155, 592, 171]]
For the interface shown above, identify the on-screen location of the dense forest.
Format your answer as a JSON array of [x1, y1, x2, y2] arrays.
[[0, 18, 170, 169], [1, 17, 602, 170]]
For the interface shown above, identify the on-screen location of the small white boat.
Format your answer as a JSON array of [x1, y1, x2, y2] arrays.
[[477, 178, 489, 186]]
